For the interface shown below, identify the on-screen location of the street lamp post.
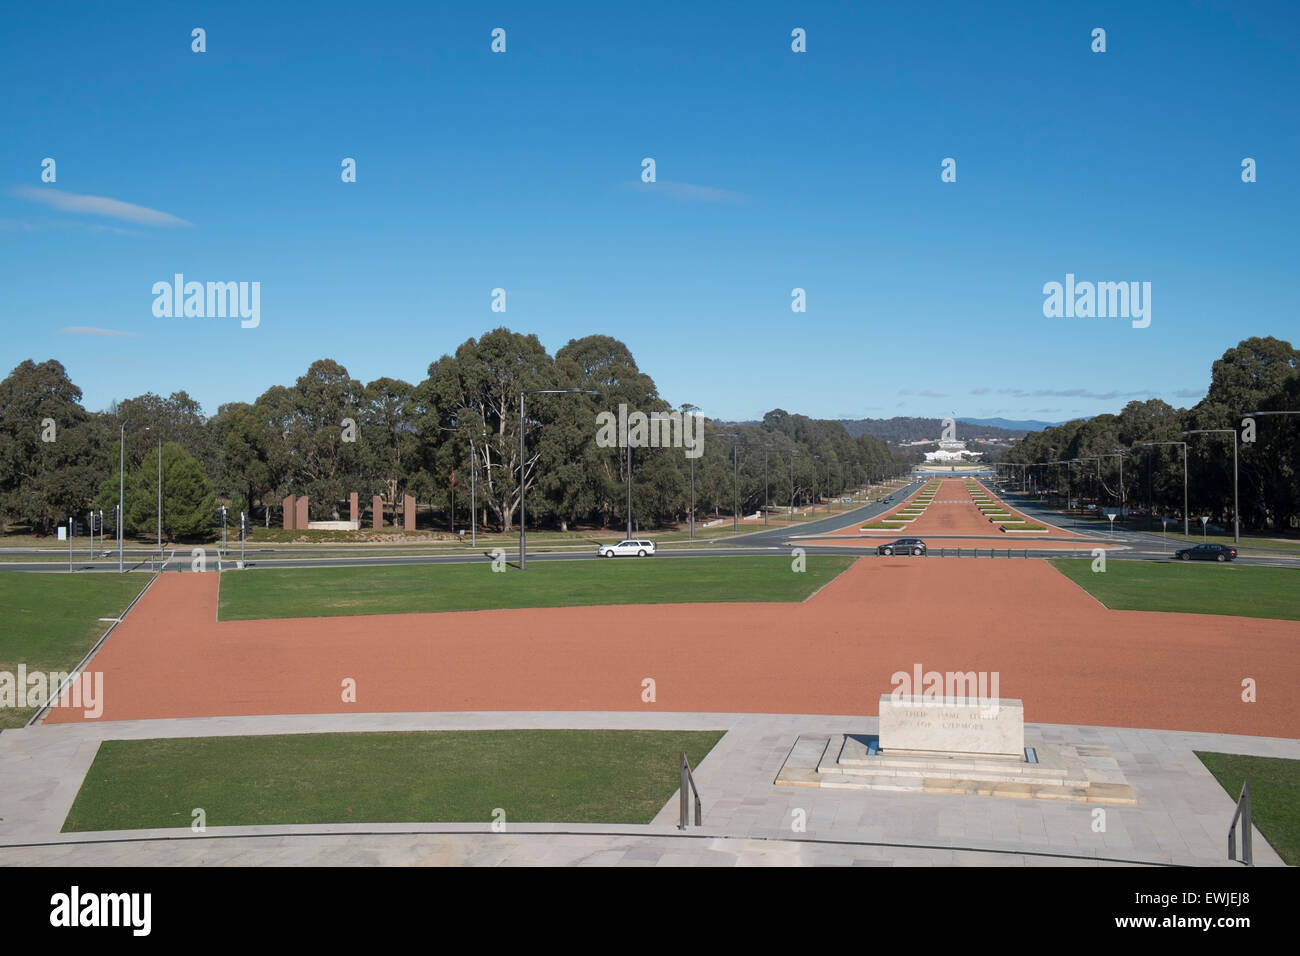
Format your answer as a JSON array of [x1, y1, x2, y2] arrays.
[[762, 444, 773, 526], [681, 406, 700, 540], [118, 420, 127, 573], [1073, 457, 1099, 512], [469, 436, 479, 548], [1182, 429, 1239, 544], [1091, 451, 1125, 519], [722, 433, 740, 532], [155, 435, 161, 552], [1047, 460, 1073, 522], [1140, 441, 1189, 537], [788, 452, 795, 517], [812, 454, 822, 515], [518, 387, 599, 571]]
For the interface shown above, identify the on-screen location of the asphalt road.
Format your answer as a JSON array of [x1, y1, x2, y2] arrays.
[[976, 479, 1300, 568], [2, 476, 1295, 571], [728, 478, 929, 547]]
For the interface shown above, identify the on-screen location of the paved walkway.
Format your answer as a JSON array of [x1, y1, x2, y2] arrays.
[[0, 711, 1291, 866]]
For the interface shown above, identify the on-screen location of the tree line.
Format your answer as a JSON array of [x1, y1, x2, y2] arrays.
[[999, 337, 1299, 532], [0, 329, 902, 540]]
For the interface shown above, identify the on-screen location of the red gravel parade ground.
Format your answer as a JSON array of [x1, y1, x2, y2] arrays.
[[48, 555, 1300, 739]]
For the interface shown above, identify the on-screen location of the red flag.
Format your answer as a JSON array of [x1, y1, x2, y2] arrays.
[[451, 471, 456, 486]]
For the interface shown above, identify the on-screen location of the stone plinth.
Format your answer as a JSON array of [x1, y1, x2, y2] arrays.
[[307, 520, 361, 531], [372, 495, 383, 530], [774, 731, 1137, 804], [282, 495, 296, 530], [295, 496, 309, 530], [879, 694, 1023, 759], [349, 492, 359, 524], [403, 494, 415, 532]]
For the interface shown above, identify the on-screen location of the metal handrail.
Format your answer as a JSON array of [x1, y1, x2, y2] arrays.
[[1228, 778, 1253, 865], [678, 752, 703, 829]]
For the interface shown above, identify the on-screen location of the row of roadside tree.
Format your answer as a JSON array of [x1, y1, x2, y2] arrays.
[[998, 337, 1299, 532], [0, 329, 902, 539]]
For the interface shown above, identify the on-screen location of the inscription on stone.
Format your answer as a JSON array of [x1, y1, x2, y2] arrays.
[[879, 694, 1024, 759]]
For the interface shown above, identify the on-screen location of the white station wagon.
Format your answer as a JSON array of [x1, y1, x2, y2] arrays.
[[598, 539, 656, 558]]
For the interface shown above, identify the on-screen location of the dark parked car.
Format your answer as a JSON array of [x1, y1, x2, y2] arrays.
[[1174, 543, 1237, 562], [877, 538, 926, 556]]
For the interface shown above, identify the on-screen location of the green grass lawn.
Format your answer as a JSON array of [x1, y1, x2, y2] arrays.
[[1196, 751, 1300, 865], [1049, 559, 1300, 621], [219, 554, 856, 620], [0, 572, 149, 728], [62, 729, 725, 831]]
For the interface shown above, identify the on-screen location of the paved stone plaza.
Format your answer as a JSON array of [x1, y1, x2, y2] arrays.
[[0, 711, 1291, 866]]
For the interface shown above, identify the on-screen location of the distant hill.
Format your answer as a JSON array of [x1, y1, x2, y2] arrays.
[[957, 417, 1065, 433], [839, 417, 1032, 443]]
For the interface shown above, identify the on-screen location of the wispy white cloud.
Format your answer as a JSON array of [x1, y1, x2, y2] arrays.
[[60, 326, 139, 338], [12, 186, 191, 227], [636, 180, 747, 203], [1170, 388, 1204, 398]]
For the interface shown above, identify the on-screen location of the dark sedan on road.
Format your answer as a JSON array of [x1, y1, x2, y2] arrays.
[[877, 538, 927, 556], [1174, 543, 1237, 562]]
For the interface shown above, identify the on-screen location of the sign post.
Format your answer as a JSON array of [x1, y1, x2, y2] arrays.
[[1201, 515, 1209, 542]]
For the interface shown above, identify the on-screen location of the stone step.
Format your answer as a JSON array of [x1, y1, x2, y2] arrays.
[[781, 732, 1137, 804], [825, 764, 1090, 788]]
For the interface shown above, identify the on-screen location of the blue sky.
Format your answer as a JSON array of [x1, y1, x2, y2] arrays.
[[2, 0, 1297, 424]]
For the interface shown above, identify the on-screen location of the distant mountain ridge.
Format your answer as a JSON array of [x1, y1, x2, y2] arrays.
[[725, 415, 1067, 443], [957, 417, 1066, 432], [837, 416, 1045, 443]]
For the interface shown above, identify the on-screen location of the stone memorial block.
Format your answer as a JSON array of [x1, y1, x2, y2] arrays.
[[403, 494, 415, 531], [295, 496, 309, 530], [372, 495, 383, 530], [350, 492, 359, 524], [878, 694, 1023, 759], [282, 495, 296, 530]]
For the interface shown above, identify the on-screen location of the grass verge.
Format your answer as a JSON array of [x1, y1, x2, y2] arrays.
[[1049, 559, 1300, 621], [1196, 751, 1300, 865], [62, 729, 726, 831], [0, 572, 149, 728]]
